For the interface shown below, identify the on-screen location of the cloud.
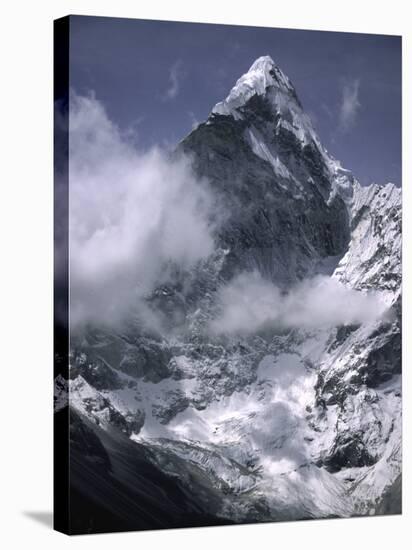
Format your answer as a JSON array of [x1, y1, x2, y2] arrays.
[[339, 78, 361, 132], [67, 91, 216, 329], [209, 271, 387, 335], [162, 60, 183, 101], [188, 111, 200, 130]]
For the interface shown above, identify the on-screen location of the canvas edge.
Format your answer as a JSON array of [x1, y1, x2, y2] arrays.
[[53, 14, 71, 536]]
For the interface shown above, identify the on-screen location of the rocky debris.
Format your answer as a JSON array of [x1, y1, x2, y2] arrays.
[[70, 376, 145, 436], [152, 391, 190, 424], [70, 352, 123, 390], [118, 338, 172, 383]]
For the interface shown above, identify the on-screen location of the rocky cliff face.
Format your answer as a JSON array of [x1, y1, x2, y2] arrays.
[[180, 56, 352, 285], [60, 56, 402, 526]]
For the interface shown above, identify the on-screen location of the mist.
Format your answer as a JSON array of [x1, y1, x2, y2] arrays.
[[210, 271, 388, 335], [68, 92, 216, 329], [66, 93, 388, 335]]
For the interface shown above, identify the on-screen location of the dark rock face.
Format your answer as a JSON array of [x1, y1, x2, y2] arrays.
[[71, 332, 173, 384], [81, 394, 141, 436], [179, 103, 350, 285], [70, 353, 123, 390], [153, 391, 190, 424], [327, 324, 360, 353], [70, 409, 112, 473], [363, 332, 401, 387], [118, 338, 172, 382], [324, 434, 376, 472], [68, 410, 230, 534]]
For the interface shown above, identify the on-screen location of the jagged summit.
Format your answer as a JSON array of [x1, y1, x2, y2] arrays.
[[248, 55, 296, 94], [249, 54, 276, 70], [212, 55, 298, 119], [205, 55, 354, 206]]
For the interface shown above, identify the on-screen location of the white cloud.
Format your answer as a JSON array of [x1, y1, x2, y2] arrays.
[[162, 60, 183, 101], [209, 271, 387, 335], [339, 78, 361, 132], [68, 92, 216, 329], [188, 111, 200, 130]]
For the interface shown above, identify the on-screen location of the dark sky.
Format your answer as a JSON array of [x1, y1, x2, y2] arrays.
[[69, 15, 402, 186]]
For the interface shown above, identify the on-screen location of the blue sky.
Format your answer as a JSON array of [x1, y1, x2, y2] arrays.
[[69, 15, 401, 186]]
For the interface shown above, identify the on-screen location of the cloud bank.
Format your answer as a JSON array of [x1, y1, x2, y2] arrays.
[[210, 271, 387, 335], [68, 92, 216, 328]]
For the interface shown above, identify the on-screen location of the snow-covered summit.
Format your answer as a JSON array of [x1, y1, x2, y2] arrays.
[[210, 55, 354, 206], [212, 55, 298, 118]]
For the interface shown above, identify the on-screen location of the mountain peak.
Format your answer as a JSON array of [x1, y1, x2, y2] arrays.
[[212, 55, 297, 118], [204, 55, 354, 207], [248, 55, 276, 71]]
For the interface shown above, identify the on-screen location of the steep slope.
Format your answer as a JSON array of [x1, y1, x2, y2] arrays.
[[60, 56, 402, 529], [179, 56, 353, 284], [64, 409, 230, 533], [317, 181, 402, 514], [335, 181, 401, 292]]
